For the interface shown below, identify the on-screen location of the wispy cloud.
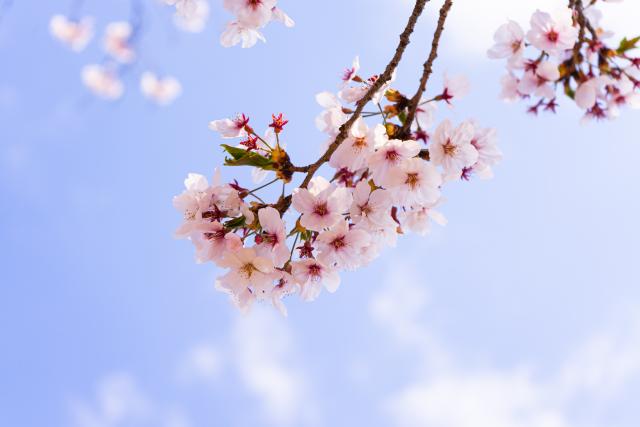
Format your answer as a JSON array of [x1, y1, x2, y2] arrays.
[[69, 373, 191, 427], [231, 308, 320, 427], [371, 257, 640, 427]]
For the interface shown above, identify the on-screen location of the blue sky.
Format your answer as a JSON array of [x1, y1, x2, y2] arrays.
[[1, 1, 640, 426]]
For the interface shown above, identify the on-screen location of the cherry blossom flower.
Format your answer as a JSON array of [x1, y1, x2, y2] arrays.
[[469, 125, 502, 179], [292, 177, 352, 232], [386, 158, 442, 206], [104, 21, 136, 63], [81, 64, 124, 100], [216, 247, 275, 312], [220, 21, 266, 48], [316, 220, 371, 270], [255, 207, 290, 268], [173, 0, 210, 32], [329, 120, 385, 171], [575, 76, 609, 110], [208, 113, 249, 138], [429, 120, 478, 180], [315, 92, 348, 136], [164, 0, 199, 19], [173, 173, 210, 228], [518, 61, 560, 99], [223, 0, 276, 28], [349, 181, 394, 230], [413, 102, 437, 130], [526, 9, 578, 55], [270, 270, 299, 316], [440, 74, 469, 104], [341, 56, 360, 87], [140, 72, 182, 106], [291, 259, 341, 301], [400, 200, 447, 236], [499, 73, 522, 102], [367, 139, 421, 187], [189, 221, 242, 263], [49, 15, 93, 52], [271, 7, 295, 28], [487, 20, 525, 60], [607, 74, 640, 117]]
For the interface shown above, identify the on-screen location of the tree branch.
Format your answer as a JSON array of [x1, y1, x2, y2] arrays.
[[399, 0, 453, 139], [298, 0, 431, 188]]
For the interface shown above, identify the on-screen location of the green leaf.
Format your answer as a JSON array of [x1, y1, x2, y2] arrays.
[[398, 110, 407, 125], [224, 216, 247, 229], [221, 144, 275, 170], [617, 36, 640, 54]]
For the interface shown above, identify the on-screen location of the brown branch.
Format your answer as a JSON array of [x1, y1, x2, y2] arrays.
[[298, 0, 431, 188], [399, 0, 453, 140]]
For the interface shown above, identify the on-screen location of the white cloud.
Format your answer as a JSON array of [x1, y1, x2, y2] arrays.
[[69, 373, 191, 427], [177, 343, 222, 384], [556, 308, 640, 401], [387, 370, 569, 427], [231, 308, 319, 427], [371, 258, 640, 427], [69, 373, 152, 427]]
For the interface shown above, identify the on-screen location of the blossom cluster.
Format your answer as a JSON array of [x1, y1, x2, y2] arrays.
[[174, 58, 502, 315], [488, 0, 639, 121], [50, 6, 182, 105], [220, 0, 294, 48], [163, 0, 210, 32]]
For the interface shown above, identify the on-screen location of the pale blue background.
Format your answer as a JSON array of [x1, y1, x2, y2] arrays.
[[1, 1, 639, 426]]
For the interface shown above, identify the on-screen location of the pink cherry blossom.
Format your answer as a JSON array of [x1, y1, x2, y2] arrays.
[[255, 207, 290, 267], [469, 125, 502, 179], [223, 0, 276, 28], [49, 15, 93, 52], [341, 56, 360, 87], [400, 200, 447, 236], [208, 113, 249, 138], [271, 7, 295, 28], [216, 247, 275, 312], [526, 9, 578, 55], [189, 221, 242, 263], [367, 139, 421, 187], [140, 72, 182, 106], [517, 61, 560, 99], [316, 220, 371, 270], [500, 73, 522, 102], [329, 120, 385, 171], [291, 259, 341, 301], [429, 119, 478, 180], [488, 20, 525, 60], [173, 0, 210, 32], [104, 21, 136, 63], [440, 73, 469, 104], [292, 177, 352, 232], [386, 158, 442, 206], [220, 22, 266, 48], [81, 65, 124, 100], [349, 181, 393, 230], [270, 270, 299, 316], [315, 92, 348, 136]]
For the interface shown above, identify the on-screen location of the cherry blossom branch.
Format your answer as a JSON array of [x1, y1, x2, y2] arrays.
[[400, 0, 453, 139], [298, 0, 431, 189]]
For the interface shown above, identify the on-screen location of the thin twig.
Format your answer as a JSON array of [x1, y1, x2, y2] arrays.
[[399, 0, 453, 139], [298, 0, 432, 188]]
